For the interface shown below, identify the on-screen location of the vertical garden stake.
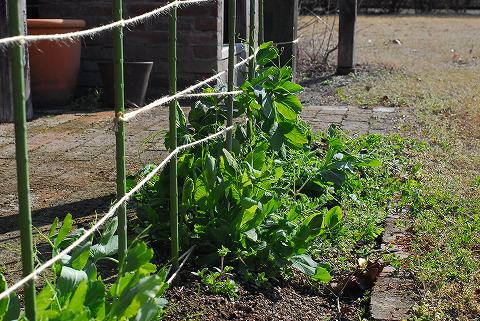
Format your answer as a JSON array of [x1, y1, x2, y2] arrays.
[[113, 0, 127, 263], [169, 0, 179, 269], [8, 0, 36, 318], [248, 0, 256, 80], [226, 0, 236, 150], [247, 0, 256, 140], [258, 0, 264, 44]]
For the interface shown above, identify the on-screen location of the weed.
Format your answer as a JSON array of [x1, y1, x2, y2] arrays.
[[193, 266, 239, 300]]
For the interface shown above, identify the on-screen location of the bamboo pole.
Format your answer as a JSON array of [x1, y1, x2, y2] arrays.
[[169, 0, 179, 269], [258, 0, 264, 44], [248, 0, 256, 80], [113, 0, 127, 262], [226, 0, 236, 150], [8, 0, 36, 318], [247, 0, 256, 140]]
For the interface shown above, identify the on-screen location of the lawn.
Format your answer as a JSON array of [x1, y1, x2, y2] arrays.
[[299, 15, 480, 319]]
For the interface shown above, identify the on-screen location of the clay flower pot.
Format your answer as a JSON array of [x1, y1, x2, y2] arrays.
[[27, 19, 86, 107]]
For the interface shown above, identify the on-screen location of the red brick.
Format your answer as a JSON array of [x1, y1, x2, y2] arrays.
[[128, 2, 168, 16], [177, 31, 217, 45], [194, 18, 218, 31], [126, 30, 169, 44], [193, 46, 217, 59], [178, 4, 217, 17]]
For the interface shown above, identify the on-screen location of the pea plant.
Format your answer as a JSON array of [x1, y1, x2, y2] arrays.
[[0, 215, 168, 321], [128, 43, 382, 285]]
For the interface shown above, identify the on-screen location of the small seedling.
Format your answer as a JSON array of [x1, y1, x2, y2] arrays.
[[193, 266, 239, 300]]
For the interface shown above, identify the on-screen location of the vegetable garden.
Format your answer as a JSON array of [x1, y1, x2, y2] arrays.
[[0, 1, 433, 320]]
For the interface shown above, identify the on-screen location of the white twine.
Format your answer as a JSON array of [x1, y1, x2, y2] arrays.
[[0, 0, 214, 47], [274, 37, 300, 46], [167, 245, 196, 284], [0, 125, 233, 302], [121, 49, 259, 122], [181, 90, 243, 98]]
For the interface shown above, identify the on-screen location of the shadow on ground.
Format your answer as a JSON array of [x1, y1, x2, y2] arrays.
[[0, 194, 114, 238]]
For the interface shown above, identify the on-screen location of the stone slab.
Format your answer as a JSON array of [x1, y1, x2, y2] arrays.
[[370, 277, 415, 321]]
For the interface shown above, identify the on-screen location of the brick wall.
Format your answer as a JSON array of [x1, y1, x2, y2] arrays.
[[37, 0, 222, 97]]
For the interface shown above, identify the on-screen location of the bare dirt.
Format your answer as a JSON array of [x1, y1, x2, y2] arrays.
[[163, 269, 365, 321]]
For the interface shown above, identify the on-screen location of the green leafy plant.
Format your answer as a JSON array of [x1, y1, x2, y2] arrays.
[[128, 43, 370, 283], [193, 266, 239, 300], [0, 216, 169, 321]]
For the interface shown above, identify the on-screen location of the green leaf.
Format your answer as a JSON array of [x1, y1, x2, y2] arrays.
[[269, 123, 285, 151], [194, 178, 208, 203], [90, 236, 118, 262], [323, 206, 344, 229], [275, 94, 302, 113], [278, 81, 304, 94], [262, 94, 274, 119], [85, 280, 105, 318], [284, 127, 308, 148], [69, 238, 92, 270], [243, 229, 258, 242], [205, 154, 218, 188], [312, 266, 332, 283], [256, 42, 278, 65], [290, 254, 318, 276], [99, 217, 118, 245], [222, 149, 239, 172], [110, 275, 164, 319], [123, 242, 154, 273], [57, 266, 88, 303], [239, 197, 259, 229], [135, 297, 167, 321], [3, 294, 20, 321], [274, 100, 297, 121], [55, 213, 73, 248], [319, 169, 346, 186], [359, 158, 382, 167], [246, 142, 269, 171], [48, 217, 59, 240], [176, 102, 187, 128], [181, 178, 195, 215], [0, 275, 9, 317], [36, 285, 54, 313], [67, 280, 88, 311]]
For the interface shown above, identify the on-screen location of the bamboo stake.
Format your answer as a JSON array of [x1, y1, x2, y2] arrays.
[[113, 0, 128, 263], [169, 0, 179, 269], [226, 0, 236, 150], [247, 0, 256, 140], [248, 0, 256, 80], [8, 0, 36, 318], [258, 0, 264, 44]]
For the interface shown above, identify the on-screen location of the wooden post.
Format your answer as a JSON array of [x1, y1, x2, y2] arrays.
[[264, 0, 298, 78], [0, 0, 33, 123], [337, 0, 357, 75]]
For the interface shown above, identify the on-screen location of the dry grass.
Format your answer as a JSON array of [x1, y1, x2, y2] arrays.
[[299, 15, 480, 320]]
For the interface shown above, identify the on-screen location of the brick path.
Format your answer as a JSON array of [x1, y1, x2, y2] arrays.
[[0, 105, 398, 281], [301, 105, 398, 134]]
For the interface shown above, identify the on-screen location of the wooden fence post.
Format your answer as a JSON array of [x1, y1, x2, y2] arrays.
[[337, 0, 357, 75]]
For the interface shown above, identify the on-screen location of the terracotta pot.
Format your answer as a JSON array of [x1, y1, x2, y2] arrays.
[[98, 62, 154, 108], [27, 19, 86, 106]]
